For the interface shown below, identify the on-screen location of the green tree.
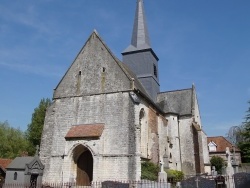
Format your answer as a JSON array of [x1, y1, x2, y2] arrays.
[[0, 121, 29, 159], [210, 156, 225, 174], [26, 98, 51, 155], [238, 101, 250, 163]]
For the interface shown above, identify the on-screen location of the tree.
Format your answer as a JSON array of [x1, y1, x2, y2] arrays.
[[226, 125, 243, 145], [210, 156, 225, 174], [26, 98, 51, 155], [0, 121, 29, 159], [238, 100, 250, 163]]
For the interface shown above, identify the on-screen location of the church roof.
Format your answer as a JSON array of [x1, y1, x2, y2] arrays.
[[6, 157, 34, 170], [65, 124, 105, 139], [123, 0, 152, 53], [157, 88, 193, 116], [207, 136, 241, 153]]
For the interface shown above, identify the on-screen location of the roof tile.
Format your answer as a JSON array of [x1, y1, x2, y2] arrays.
[[207, 136, 240, 152], [65, 124, 104, 139], [0, 158, 12, 170]]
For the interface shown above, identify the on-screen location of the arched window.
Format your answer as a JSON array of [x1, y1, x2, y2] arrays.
[[14, 172, 17, 180]]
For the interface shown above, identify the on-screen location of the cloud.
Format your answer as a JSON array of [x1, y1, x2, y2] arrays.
[[0, 61, 62, 78], [0, 2, 61, 38]]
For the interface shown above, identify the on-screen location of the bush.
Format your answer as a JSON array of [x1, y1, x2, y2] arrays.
[[141, 161, 159, 181], [166, 169, 184, 182], [210, 156, 225, 174]]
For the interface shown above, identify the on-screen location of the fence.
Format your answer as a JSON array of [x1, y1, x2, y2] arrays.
[[0, 180, 171, 188], [1, 173, 250, 188]]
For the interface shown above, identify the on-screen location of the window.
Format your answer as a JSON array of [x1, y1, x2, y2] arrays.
[[153, 64, 157, 77], [208, 141, 217, 152], [14, 172, 17, 180]]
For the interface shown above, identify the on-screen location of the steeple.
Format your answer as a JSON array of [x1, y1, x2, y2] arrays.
[[124, 0, 151, 52], [122, 0, 160, 102]]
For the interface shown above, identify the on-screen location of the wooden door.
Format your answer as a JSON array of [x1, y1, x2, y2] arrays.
[[76, 150, 93, 186]]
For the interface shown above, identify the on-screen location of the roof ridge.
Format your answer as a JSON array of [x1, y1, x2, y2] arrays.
[[159, 88, 192, 94]]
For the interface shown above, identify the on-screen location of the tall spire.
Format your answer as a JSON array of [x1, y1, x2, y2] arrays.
[[132, 0, 151, 48], [122, 0, 160, 102], [124, 0, 151, 52]]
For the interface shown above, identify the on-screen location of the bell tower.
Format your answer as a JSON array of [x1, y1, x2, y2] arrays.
[[122, 0, 160, 102]]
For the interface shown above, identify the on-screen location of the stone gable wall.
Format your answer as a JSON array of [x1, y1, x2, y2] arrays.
[[40, 92, 139, 182], [54, 33, 132, 99]]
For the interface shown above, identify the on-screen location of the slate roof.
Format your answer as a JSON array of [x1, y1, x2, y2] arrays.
[[123, 0, 151, 53], [65, 124, 105, 139], [0, 158, 12, 172], [6, 157, 34, 170], [157, 88, 193, 115], [207, 136, 241, 153]]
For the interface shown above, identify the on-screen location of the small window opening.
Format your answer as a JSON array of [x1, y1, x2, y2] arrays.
[[170, 153, 172, 159], [78, 71, 82, 75], [102, 67, 106, 72], [153, 64, 157, 77], [14, 172, 17, 180]]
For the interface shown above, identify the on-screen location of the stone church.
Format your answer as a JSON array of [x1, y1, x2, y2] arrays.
[[40, 0, 210, 185]]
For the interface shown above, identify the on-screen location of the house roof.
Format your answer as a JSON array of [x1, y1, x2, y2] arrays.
[[65, 124, 105, 139], [6, 157, 34, 170], [157, 88, 193, 115], [207, 136, 240, 152], [0, 158, 12, 172]]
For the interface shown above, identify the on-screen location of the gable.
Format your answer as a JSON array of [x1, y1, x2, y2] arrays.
[[27, 156, 44, 170], [54, 31, 133, 99], [208, 141, 217, 152]]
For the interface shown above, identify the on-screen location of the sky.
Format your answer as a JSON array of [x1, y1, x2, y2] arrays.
[[0, 0, 249, 137]]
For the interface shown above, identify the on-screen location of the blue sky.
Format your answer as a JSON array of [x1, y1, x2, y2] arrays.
[[0, 0, 249, 137]]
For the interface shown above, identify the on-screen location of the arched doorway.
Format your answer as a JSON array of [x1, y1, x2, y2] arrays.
[[73, 145, 93, 186]]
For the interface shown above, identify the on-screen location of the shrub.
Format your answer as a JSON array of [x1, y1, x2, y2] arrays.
[[166, 169, 184, 182], [210, 156, 225, 174], [141, 161, 159, 181]]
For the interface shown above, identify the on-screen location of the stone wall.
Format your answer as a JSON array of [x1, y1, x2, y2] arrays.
[[40, 92, 140, 182], [165, 114, 181, 171], [179, 117, 196, 175]]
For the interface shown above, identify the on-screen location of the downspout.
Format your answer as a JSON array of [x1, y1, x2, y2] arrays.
[[177, 117, 182, 171]]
